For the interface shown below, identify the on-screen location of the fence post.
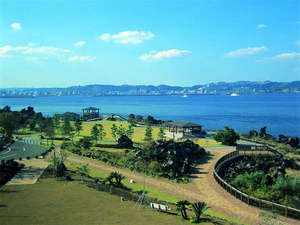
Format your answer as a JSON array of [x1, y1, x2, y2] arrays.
[[285, 206, 287, 217], [271, 203, 273, 212]]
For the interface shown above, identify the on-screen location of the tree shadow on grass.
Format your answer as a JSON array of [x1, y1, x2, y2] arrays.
[[0, 189, 20, 193], [0, 204, 7, 207], [199, 217, 223, 225]]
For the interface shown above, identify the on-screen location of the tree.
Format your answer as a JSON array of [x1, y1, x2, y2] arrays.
[[145, 115, 156, 125], [128, 114, 135, 119], [98, 124, 106, 141], [0, 112, 19, 135], [0, 127, 14, 152], [53, 114, 61, 128], [176, 200, 190, 220], [143, 126, 153, 143], [191, 201, 209, 223], [105, 171, 125, 187], [111, 123, 118, 140], [44, 117, 55, 145], [28, 119, 36, 131], [249, 129, 258, 137], [259, 126, 267, 137], [116, 125, 126, 139], [158, 126, 165, 140], [76, 164, 89, 183], [0, 105, 11, 113], [126, 124, 134, 138], [135, 115, 143, 122], [91, 124, 100, 143], [74, 119, 82, 136], [78, 136, 92, 149], [213, 126, 239, 146], [52, 150, 68, 177], [118, 135, 133, 148], [0, 112, 20, 151], [62, 116, 73, 138]]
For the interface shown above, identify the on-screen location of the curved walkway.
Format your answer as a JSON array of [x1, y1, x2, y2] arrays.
[[65, 148, 298, 225]]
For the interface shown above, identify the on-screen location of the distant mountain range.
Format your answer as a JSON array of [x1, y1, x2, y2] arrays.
[[1, 81, 300, 97]]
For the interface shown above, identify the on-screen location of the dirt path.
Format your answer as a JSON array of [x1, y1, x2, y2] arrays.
[[65, 149, 298, 225]]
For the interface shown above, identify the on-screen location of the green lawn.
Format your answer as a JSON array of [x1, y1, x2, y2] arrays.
[[64, 161, 246, 225], [15, 121, 224, 148], [76, 120, 161, 143], [64, 161, 180, 203], [0, 177, 237, 225]]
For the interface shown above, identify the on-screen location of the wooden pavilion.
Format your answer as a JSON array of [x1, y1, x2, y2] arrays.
[[166, 121, 202, 139], [82, 107, 100, 119]]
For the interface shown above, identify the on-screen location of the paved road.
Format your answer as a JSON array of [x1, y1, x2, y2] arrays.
[[0, 141, 48, 161]]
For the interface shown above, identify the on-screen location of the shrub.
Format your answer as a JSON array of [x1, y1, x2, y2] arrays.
[[213, 126, 239, 146], [117, 135, 133, 148]]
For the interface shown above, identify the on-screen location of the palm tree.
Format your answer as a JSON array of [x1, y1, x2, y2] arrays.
[[191, 201, 209, 223], [176, 200, 190, 220]]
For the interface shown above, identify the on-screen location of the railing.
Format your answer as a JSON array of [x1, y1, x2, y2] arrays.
[[213, 145, 300, 219]]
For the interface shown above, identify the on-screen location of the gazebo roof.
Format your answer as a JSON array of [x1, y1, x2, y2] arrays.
[[168, 120, 201, 128], [83, 107, 100, 110]]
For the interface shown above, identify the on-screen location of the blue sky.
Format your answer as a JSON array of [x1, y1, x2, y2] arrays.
[[0, 0, 299, 88]]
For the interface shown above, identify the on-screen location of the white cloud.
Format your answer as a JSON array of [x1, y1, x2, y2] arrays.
[[271, 52, 300, 61], [23, 46, 71, 58], [11, 22, 21, 30], [74, 41, 86, 47], [225, 46, 268, 57], [257, 24, 267, 29], [140, 49, 191, 61], [99, 30, 154, 44], [0, 45, 28, 58], [68, 56, 95, 62], [28, 43, 34, 46], [296, 41, 300, 46], [0, 44, 71, 60]]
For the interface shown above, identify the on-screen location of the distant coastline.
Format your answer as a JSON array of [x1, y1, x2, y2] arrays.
[[1, 81, 299, 97]]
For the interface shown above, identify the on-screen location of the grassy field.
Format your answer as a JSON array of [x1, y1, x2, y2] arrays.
[[64, 161, 246, 225], [77, 120, 223, 147], [15, 120, 223, 147], [65, 161, 181, 203], [0, 177, 237, 225], [76, 120, 161, 143]]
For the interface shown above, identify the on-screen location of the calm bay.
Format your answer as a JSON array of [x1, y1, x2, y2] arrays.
[[1, 94, 299, 137]]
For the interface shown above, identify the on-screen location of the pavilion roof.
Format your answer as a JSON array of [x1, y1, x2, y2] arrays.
[[168, 120, 202, 128], [82, 107, 100, 110]]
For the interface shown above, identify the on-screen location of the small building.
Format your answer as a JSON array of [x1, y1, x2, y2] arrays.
[[82, 107, 100, 120], [166, 121, 202, 140]]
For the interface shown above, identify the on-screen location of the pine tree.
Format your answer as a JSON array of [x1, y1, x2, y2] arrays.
[[143, 126, 153, 143], [126, 124, 134, 138], [111, 123, 117, 140], [158, 126, 165, 140], [98, 124, 106, 141], [91, 124, 100, 143], [74, 119, 82, 136]]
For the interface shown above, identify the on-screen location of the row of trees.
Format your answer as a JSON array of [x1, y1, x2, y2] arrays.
[[127, 114, 165, 126], [0, 106, 47, 151]]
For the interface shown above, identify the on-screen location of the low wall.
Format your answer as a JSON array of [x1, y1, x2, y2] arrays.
[[213, 147, 300, 219]]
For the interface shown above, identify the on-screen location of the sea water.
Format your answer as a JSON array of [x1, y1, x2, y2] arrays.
[[1, 94, 299, 137]]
